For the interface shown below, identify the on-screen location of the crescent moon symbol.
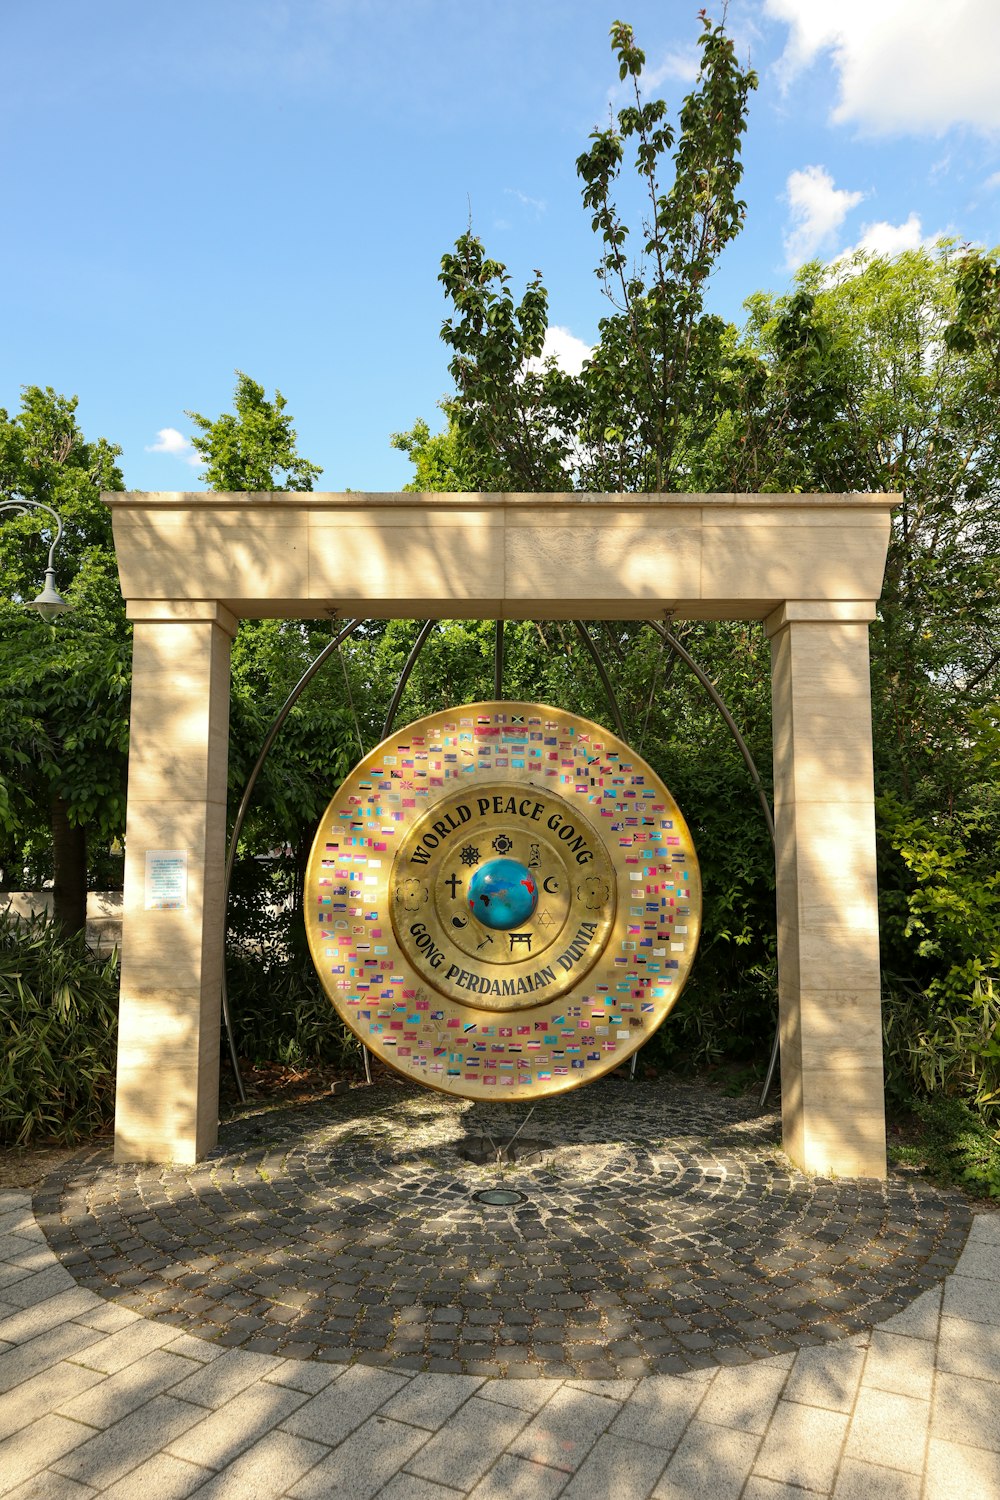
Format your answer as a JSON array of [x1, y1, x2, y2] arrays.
[[542, 875, 559, 893]]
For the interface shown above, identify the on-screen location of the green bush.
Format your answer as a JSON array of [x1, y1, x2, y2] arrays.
[[884, 977, 1000, 1123], [891, 1094, 1000, 1199], [0, 909, 119, 1145], [226, 942, 364, 1072]]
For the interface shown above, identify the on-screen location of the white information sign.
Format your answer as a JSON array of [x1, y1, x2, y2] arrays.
[[144, 849, 188, 910]]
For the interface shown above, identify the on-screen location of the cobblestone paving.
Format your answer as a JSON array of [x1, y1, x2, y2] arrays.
[[34, 1080, 972, 1380]]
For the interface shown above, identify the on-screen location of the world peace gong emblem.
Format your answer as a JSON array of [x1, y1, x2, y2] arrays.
[[305, 702, 701, 1100]]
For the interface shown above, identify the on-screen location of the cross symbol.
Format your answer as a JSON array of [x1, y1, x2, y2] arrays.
[[445, 873, 462, 899]]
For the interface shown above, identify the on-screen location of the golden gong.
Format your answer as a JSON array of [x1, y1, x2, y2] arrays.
[[304, 702, 701, 1101]]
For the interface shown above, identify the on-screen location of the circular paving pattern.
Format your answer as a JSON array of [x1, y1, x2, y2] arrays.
[[35, 1080, 972, 1379]]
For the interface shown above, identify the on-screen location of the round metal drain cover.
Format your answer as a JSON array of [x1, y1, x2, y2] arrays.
[[473, 1187, 527, 1206]]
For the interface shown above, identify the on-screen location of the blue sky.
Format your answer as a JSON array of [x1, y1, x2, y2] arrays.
[[2, 0, 998, 492]]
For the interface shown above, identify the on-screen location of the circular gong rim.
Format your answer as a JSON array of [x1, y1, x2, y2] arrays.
[[305, 701, 701, 1102]]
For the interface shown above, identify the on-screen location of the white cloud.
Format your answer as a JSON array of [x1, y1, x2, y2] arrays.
[[538, 325, 592, 377], [842, 212, 932, 260], [145, 426, 201, 467], [505, 188, 546, 217], [783, 165, 864, 267], [645, 45, 702, 88], [986, 171, 1000, 191], [766, 0, 1000, 135]]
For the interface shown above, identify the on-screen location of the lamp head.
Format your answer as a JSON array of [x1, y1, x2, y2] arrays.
[[31, 568, 71, 621]]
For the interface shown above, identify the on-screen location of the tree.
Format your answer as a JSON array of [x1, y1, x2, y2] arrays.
[[704, 246, 1000, 806], [0, 387, 127, 933], [185, 373, 357, 932], [393, 16, 774, 1066], [396, 20, 1000, 1097], [436, 14, 757, 494], [187, 372, 322, 491]]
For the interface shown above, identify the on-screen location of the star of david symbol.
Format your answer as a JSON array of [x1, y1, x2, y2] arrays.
[[459, 845, 480, 868], [537, 909, 555, 928], [492, 834, 514, 855]]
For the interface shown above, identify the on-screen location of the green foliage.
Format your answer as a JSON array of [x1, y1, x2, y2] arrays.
[[576, 18, 757, 491], [891, 1094, 1000, 1199], [187, 372, 323, 491], [879, 795, 1000, 1143], [715, 247, 1000, 812], [0, 614, 131, 846], [393, 17, 999, 1141], [0, 910, 118, 1145], [390, 417, 477, 493], [435, 13, 757, 494], [0, 386, 125, 623], [226, 943, 364, 1071], [385, 17, 774, 1067], [0, 388, 128, 923], [879, 796, 1000, 1010]]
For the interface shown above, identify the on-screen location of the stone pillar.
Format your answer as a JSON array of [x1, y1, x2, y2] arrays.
[[766, 602, 887, 1178], [114, 601, 237, 1164]]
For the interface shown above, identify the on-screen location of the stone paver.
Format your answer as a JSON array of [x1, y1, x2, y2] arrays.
[[178, 1429, 329, 1499], [782, 1342, 864, 1412], [280, 1363, 407, 1447], [49, 1393, 206, 1489], [466, 1451, 567, 1500], [0, 1412, 96, 1497], [31, 1080, 971, 1378], [561, 1432, 668, 1498], [695, 1362, 786, 1434], [833, 1457, 922, 1498], [845, 1387, 929, 1473], [936, 1316, 1000, 1383], [753, 1400, 849, 1492], [654, 1419, 759, 1498], [97, 1452, 210, 1500], [0, 1357, 105, 1440], [862, 1330, 935, 1400], [380, 1372, 486, 1428], [407, 1393, 531, 1488], [931, 1370, 1000, 1453], [924, 1437, 1000, 1500], [166, 1379, 308, 1469], [607, 1371, 706, 1444], [0, 1319, 106, 1394], [2, 1472, 96, 1500], [508, 1385, 617, 1473], [1, 1098, 998, 1500], [287, 1413, 430, 1499]]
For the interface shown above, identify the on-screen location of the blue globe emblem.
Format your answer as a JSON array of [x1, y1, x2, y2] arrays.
[[467, 857, 538, 931]]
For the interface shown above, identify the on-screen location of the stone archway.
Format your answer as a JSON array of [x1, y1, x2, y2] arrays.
[[105, 490, 895, 1176]]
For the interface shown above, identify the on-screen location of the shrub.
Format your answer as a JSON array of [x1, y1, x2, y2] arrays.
[[0, 909, 119, 1145], [226, 942, 364, 1072], [891, 1094, 1000, 1199]]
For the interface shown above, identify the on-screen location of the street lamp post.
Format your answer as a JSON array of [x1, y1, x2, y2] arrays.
[[0, 498, 72, 618]]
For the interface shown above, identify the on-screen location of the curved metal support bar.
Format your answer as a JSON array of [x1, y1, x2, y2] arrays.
[[222, 617, 364, 1103], [494, 619, 504, 699], [645, 620, 780, 1109], [381, 620, 437, 741], [572, 621, 628, 743], [648, 621, 775, 845], [0, 499, 64, 572]]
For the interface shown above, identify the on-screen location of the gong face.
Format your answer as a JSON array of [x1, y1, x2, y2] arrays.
[[305, 702, 701, 1101]]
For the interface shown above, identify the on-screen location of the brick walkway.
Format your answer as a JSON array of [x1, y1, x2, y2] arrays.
[[32, 1081, 971, 1377], [2, 1079, 998, 1497]]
